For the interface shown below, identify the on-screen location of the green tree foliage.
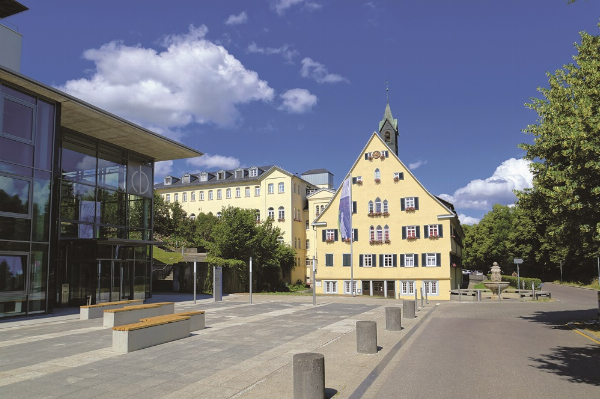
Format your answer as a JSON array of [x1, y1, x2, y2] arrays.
[[519, 26, 600, 279]]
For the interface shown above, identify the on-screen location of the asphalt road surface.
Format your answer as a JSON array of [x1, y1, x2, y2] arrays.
[[371, 283, 599, 398]]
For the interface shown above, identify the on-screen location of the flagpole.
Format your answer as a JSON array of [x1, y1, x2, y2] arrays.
[[350, 173, 354, 297]]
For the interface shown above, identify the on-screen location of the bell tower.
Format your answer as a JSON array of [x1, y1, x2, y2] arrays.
[[378, 86, 399, 156]]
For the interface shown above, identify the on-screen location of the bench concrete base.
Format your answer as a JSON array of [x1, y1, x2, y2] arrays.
[[80, 300, 143, 320], [112, 318, 190, 353], [189, 312, 205, 331], [103, 303, 173, 328]]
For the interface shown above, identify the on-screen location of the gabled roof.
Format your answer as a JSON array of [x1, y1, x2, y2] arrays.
[[313, 132, 457, 225]]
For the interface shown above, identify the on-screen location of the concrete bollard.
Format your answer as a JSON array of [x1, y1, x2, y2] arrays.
[[356, 321, 378, 354], [403, 300, 416, 319], [385, 307, 401, 331], [293, 353, 325, 399]]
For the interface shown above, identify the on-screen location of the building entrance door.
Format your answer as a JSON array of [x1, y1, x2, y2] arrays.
[[97, 260, 133, 303], [372, 281, 384, 297]]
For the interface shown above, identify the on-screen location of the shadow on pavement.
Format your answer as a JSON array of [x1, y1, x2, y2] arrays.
[[529, 345, 600, 386], [519, 308, 597, 330]]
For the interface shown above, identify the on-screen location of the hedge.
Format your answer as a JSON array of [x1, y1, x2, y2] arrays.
[[486, 275, 542, 290]]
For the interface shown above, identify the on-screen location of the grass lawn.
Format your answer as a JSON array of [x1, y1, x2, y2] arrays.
[[153, 246, 184, 264], [552, 279, 599, 291], [570, 320, 600, 339]]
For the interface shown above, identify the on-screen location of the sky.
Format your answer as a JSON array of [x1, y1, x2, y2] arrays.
[[5, 0, 600, 224]]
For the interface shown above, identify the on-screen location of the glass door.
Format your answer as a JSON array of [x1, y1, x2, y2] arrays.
[[119, 261, 132, 300], [96, 260, 111, 303]]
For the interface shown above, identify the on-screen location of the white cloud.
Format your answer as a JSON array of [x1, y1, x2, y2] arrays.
[[279, 88, 318, 114], [225, 11, 248, 26], [439, 158, 533, 210], [155, 160, 174, 179], [271, 0, 321, 15], [408, 160, 427, 170], [300, 58, 348, 84], [459, 214, 480, 225], [186, 154, 240, 170], [247, 42, 298, 63], [58, 25, 274, 130]]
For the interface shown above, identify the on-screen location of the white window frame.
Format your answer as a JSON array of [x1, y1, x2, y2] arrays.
[[375, 198, 382, 213], [363, 254, 373, 267], [324, 280, 338, 294], [208, 190, 213, 200], [375, 168, 381, 179], [236, 187, 241, 198], [407, 226, 417, 239], [428, 224, 439, 237], [383, 200, 388, 213], [383, 254, 393, 267], [165, 194, 170, 203], [200, 191, 204, 201], [191, 192, 195, 201], [217, 189, 222, 200], [384, 225, 390, 241], [306, 239, 310, 250], [174, 193, 178, 202], [226, 189, 231, 199], [245, 187, 250, 197], [405, 197, 415, 209], [268, 207, 275, 219], [278, 182, 285, 193], [306, 258, 312, 266], [182, 192, 187, 202], [426, 253, 437, 267], [326, 230, 335, 241], [200, 172, 208, 182], [423, 280, 439, 295], [278, 206, 285, 220], [376, 226, 383, 241], [268, 183, 274, 194], [249, 167, 258, 177], [344, 280, 358, 295], [401, 280, 415, 295], [404, 254, 415, 267], [255, 186, 260, 196]]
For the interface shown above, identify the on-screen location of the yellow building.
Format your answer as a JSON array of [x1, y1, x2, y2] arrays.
[[154, 166, 329, 284], [312, 104, 464, 300]]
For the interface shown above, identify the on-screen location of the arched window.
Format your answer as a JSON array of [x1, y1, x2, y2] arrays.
[[383, 200, 388, 213], [217, 212, 222, 218], [370, 226, 375, 241], [368, 201, 374, 213], [255, 209, 260, 222], [316, 205, 320, 216], [208, 190, 213, 200], [385, 131, 391, 142], [189, 213, 196, 221], [278, 206, 285, 220], [268, 207, 274, 219], [320, 205, 324, 213], [217, 189, 222, 200], [226, 188, 231, 198], [384, 225, 390, 241], [375, 198, 382, 213], [376, 225, 383, 241], [278, 182, 285, 193], [375, 168, 380, 179]]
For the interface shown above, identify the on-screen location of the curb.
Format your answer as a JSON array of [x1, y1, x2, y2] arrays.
[[566, 322, 600, 345]]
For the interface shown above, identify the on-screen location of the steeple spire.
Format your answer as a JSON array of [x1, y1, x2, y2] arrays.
[[378, 84, 399, 156]]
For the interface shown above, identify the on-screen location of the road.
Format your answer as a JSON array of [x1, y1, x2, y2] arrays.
[[369, 283, 599, 398]]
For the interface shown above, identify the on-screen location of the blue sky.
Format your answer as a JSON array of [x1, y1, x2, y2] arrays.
[[5, 0, 600, 224]]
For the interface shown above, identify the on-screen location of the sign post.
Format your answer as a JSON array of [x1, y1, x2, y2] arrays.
[[193, 258, 197, 304], [560, 260, 563, 284], [213, 267, 222, 302], [249, 257, 253, 305], [514, 258, 523, 289], [312, 257, 316, 306]]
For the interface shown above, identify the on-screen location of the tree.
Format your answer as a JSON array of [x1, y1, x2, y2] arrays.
[[520, 26, 600, 280]]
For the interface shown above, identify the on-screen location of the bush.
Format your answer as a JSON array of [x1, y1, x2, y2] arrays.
[[501, 275, 541, 289]]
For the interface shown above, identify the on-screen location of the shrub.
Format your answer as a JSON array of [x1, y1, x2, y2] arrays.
[[500, 275, 542, 289]]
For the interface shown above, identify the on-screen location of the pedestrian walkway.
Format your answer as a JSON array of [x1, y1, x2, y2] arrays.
[[0, 285, 597, 398]]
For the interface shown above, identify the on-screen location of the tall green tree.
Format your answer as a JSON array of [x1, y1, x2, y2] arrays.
[[520, 25, 600, 280]]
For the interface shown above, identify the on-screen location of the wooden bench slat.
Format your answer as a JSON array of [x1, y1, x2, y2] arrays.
[[105, 304, 162, 313], [113, 316, 190, 331], [81, 299, 142, 309]]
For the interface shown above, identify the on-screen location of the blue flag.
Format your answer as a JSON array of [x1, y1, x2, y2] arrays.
[[339, 178, 352, 240]]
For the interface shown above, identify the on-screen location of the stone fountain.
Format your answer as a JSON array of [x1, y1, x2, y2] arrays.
[[484, 262, 510, 297]]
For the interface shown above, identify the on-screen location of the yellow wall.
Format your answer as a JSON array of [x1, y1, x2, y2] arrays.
[[313, 133, 463, 300]]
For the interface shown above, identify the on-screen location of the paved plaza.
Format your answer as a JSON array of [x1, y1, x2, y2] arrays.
[[0, 284, 598, 398]]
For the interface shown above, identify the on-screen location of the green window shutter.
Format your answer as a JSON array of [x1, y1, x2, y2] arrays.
[[359, 255, 363, 267], [393, 254, 397, 267], [352, 201, 357, 214], [402, 226, 407, 240], [322, 230, 326, 242], [372, 254, 377, 267], [415, 197, 419, 210], [400, 254, 405, 267], [334, 230, 339, 241], [416, 226, 420, 239], [424, 225, 429, 238], [400, 172, 404, 180], [352, 177, 357, 184], [422, 253, 426, 267], [438, 224, 443, 237], [353, 229, 358, 241], [436, 253, 441, 267], [364, 153, 369, 160], [400, 198, 405, 211], [379, 254, 384, 267], [414, 254, 419, 267]]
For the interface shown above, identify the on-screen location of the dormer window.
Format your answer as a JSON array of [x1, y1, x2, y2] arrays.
[[182, 174, 190, 184], [217, 170, 226, 180], [164, 176, 172, 185], [200, 172, 208, 182], [235, 168, 244, 179], [249, 167, 258, 177]]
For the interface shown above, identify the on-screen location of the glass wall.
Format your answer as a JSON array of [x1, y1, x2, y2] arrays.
[[0, 83, 55, 318]]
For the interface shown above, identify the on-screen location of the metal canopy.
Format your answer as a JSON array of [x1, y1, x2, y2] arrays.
[[0, 0, 28, 19], [0, 67, 202, 162]]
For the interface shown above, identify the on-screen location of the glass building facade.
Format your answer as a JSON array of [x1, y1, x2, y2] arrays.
[[0, 81, 157, 318]]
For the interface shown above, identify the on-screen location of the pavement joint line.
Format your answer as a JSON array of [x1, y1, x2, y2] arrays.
[[348, 304, 437, 399], [0, 326, 106, 348], [566, 322, 600, 345]]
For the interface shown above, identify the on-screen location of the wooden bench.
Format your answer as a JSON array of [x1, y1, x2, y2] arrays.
[[520, 291, 551, 300], [103, 303, 174, 328], [111, 316, 190, 353], [80, 299, 143, 320], [140, 310, 205, 331]]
